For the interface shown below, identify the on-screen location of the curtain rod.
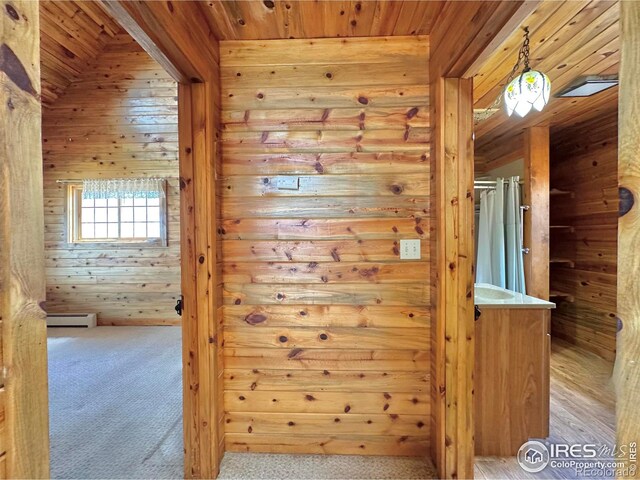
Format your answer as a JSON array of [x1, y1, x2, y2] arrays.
[[474, 179, 524, 185], [56, 177, 176, 184]]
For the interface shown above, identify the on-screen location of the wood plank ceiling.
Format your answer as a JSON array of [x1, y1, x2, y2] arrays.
[[39, 0, 123, 106], [474, 0, 620, 168], [200, 0, 446, 39], [39, 0, 620, 172]]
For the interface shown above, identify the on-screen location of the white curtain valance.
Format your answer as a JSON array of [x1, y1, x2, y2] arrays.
[[82, 178, 165, 200]]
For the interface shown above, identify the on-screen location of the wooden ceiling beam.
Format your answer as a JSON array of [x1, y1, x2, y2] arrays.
[[100, 0, 218, 83], [462, 0, 540, 78], [430, 1, 539, 78]]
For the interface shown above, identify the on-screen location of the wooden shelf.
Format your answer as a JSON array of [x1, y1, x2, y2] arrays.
[[549, 291, 575, 303], [550, 188, 574, 197], [550, 258, 575, 268], [550, 225, 575, 233]]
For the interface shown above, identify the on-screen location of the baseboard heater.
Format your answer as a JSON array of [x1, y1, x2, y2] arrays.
[[46, 313, 97, 328]]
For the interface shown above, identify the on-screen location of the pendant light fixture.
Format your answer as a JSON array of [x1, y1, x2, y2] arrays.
[[503, 27, 551, 117]]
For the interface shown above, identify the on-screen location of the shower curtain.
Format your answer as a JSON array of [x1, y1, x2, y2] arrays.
[[476, 176, 526, 294]]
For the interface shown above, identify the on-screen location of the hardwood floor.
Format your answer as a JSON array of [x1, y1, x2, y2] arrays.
[[476, 338, 616, 479]]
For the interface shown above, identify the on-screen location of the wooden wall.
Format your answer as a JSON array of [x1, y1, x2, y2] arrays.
[[42, 33, 181, 326], [219, 36, 431, 455], [550, 109, 618, 360]]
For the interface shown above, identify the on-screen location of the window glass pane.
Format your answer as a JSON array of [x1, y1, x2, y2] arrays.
[[121, 207, 134, 222], [134, 207, 147, 222], [147, 197, 160, 206], [107, 208, 118, 222], [95, 223, 108, 238], [94, 208, 108, 223], [95, 198, 108, 207], [134, 223, 147, 238], [81, 198, 94, 207], [147, 223, 160, 238], [121, 198, 134, 206], [108, 223, 119, 238], [147, 206, 160, 222], [121, 223, 134, 237], [134, 197, 147, 206], [107, 198, 118, 207], [81, 223, 94, 238], [82, 208, 94, 223]]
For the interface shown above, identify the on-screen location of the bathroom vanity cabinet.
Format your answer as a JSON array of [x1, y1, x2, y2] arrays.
[[474, 290, 554, 456]]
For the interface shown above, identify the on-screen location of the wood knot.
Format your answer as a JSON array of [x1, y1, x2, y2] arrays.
[[288, 421, 295, 426], [166, 1, 174, 12], [620, 187, 634, 217], [256, 92, 264, 99], [305, 394, 316, 401], [239, 18, 246, 26], [263, 0, 275, 8], [279, 335, 288, 343], [357, 96, 369, 105], [344, 405, 351, 413], [390, 184, 404, 195], [5, 4, 19, 21], [244, 313, 267, 325], [325, 72, 333, 79], [288, 348, 303, 358], [198, 255, 205, 264], [0, 44, 37, 97], [406, 107, 419, 119], [319, 333, 328, 340]]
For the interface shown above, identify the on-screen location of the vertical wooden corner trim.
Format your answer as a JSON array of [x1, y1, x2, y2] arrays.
[[178, 82, 221, 479], [0, 1, 50, 477], [431, 77, 475, 479], [617, 1, 640, 476], [523, 126, 550, 300]]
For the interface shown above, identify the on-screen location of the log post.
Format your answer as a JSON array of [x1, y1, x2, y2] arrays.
[[0, 1, 50, 477], [617, 1, 640, 476]]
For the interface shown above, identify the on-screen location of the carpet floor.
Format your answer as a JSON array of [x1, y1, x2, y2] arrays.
[[48, 326, 184, 479], [48, 326, 436, 479]]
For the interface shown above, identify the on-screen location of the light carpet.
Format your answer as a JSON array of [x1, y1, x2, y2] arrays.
[[218, 453, 436, 479], [48, 326, 184, 479], [48, 326, 436, 479]]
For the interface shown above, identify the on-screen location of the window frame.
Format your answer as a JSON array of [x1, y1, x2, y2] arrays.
[[66, 183, 168, 248]]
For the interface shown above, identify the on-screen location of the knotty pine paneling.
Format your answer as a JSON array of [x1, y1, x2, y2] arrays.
[[219, 36, 430, 456], [42, 33, 180, 326], [550, 110, 618, 360]]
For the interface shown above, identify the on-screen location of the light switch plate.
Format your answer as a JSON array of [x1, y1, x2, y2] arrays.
[[400, 239, 421, 260], [276, 176, 299, 190]]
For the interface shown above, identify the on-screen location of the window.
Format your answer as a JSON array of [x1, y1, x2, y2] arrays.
[[67, 183, 167, 246]]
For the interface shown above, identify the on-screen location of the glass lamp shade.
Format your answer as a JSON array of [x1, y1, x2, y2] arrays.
[[504, 69, 551, 117]]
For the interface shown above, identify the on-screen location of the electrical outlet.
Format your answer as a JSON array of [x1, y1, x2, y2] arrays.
[[400, 239, 421, 260], [276, 176, 299, 190]]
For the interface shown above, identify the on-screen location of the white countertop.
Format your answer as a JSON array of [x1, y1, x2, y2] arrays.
[[474, 283, 556, 309]]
